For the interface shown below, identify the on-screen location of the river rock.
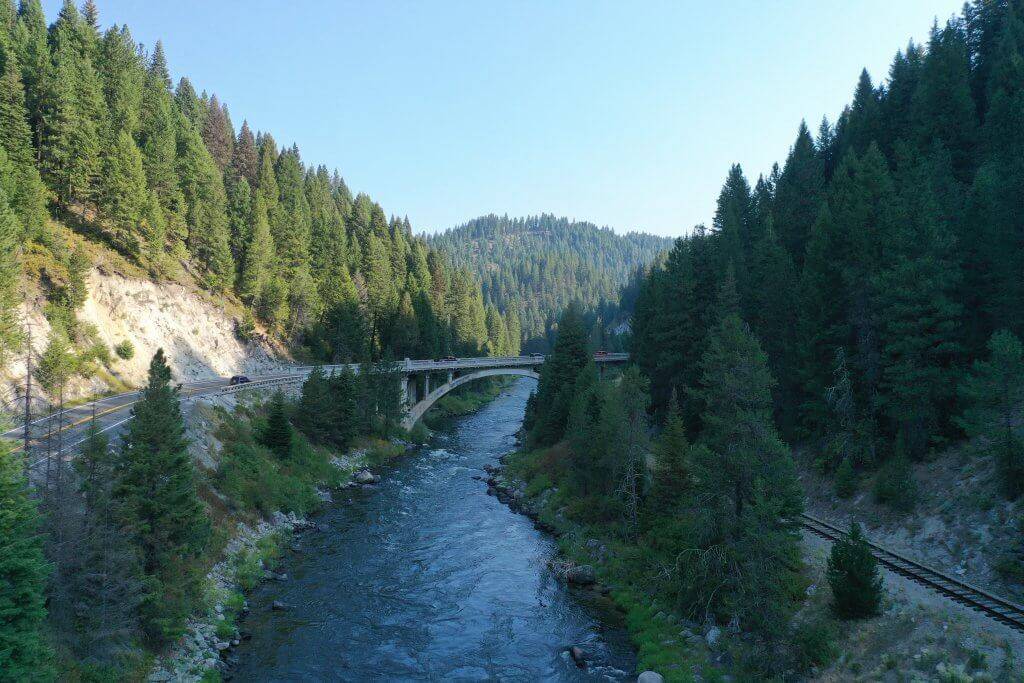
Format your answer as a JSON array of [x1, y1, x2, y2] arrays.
[[215, 641, 231, 651], [569, 645, 587, 668], [565, 564, 596, 585], [637, 672, 664, 683], [354, 470, 380, 485], [271, 600, 289, 611], [705, 626, 722, 648]]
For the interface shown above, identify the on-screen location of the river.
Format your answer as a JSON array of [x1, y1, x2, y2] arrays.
[[229, 378, 637, 681]]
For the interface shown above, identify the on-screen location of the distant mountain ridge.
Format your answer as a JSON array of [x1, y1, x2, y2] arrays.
[[427, 214, 673, 348]]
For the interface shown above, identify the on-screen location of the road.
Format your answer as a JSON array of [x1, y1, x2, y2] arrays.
[[4, 355, 634, 471], [6, 375, 290, 472]]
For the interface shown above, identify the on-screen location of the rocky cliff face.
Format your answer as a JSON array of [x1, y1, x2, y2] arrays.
[[79, 268, 279, 386], [3, 267, 281, 410]]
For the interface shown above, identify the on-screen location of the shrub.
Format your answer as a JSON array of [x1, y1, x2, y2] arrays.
[[232, 550, 264, 592], [236, 310, 256, 342], [114, 339, 135, 360], [873, 452, 917, 511], [524, 473, 553, 498], [791, 618, 839, 670], [827, 522, 882, 619], [834, 457, 857, 498]]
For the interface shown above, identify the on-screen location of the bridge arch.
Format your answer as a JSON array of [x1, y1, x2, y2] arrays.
[[402, 368, 539, 430]]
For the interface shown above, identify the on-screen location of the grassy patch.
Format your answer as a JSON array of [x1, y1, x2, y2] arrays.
[[616, 591, 699, 682], [423, 379, 508, 424]]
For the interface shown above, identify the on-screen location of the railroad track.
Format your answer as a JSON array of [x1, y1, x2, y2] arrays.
[[801, 512, 1024, 633]]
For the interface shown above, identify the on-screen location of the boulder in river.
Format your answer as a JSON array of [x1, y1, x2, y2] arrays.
[[353, 470, 380, 485], [271, 600, 289, 611], [637, 672, 664, 683], [569, 645, 587, 668], [565, 564, 597, 585]]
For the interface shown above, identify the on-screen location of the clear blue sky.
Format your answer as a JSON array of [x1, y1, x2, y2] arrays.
[[45, 1, 963, 237]]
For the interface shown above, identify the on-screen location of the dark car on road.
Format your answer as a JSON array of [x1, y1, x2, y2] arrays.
[[229, 375, 251, 385]]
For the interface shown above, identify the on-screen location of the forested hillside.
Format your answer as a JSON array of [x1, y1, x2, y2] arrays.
[[509, 1, 1024, 678], [633, 0, 1024, 498], [0, 0, 517, 389], [427, 214, 671, 349]]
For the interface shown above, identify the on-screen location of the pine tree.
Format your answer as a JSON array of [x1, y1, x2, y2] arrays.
[[68, 421, 143, 665], [363, 232, 396, 353], [202, 94, 234, 169], [834, 456, 857, 498], [138, 43, 185, 250], [239, 196, 274, 305], [841, 69, 882, 157], [602, 365, 649, 534], [826, 522, 882, 619], [528, 303, 590, 446], [0, 55, 46, 235], [173, 76, 204, 130], [879, 42, 923, 155], [97, 24, 144, 138], [12, 0, 49, 143], [874, 147, 962, 459], [0, 174, 22, 362], [326, 367, 358, 448], [681, 309, 804, 638], [272, 145, 312, 280], [99, 130, 148, 256], [226, 175, 252, 267], [911, 21, 977, 182], [773, 121, 824, 268], [41, 0, 104, 204], [959, 330, 1024, 498], [177, 115, 233, 290], [294, 366, 330, 445], [692, 312, 803, 525], [230, 119, 258, 186], [0, 438, 53, 679], [113, 349, 209, 643], [646, 393, 691, 517], [565, 362, 611, 495], [260, 391, 293, 459]]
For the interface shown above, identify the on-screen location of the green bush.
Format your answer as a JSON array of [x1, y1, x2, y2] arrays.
[[791, 618, 839, 670], [524, 473, 552, 498], [232, 550, 264, 592], [114, 339, 135, 360], [236, 310, 256, 343], [834, 457, 857, 498], [873, 452, 917, 511]]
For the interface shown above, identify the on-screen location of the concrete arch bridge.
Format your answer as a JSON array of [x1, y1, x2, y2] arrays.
[[395, 354, 629, 430]]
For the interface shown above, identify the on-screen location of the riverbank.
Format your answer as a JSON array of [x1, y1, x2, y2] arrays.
[[489, 450, 698, 682], [147, 431, 413, 682], [494, 445, 1024, 682]]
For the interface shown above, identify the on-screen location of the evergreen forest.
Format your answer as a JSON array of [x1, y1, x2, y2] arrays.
[[0, 0, 519, 372], [428, 214, 671, 349]]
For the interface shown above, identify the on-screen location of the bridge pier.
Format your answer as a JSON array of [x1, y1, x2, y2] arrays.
[[400, 374, 418, 407]]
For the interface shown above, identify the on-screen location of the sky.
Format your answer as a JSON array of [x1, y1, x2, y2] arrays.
[[43, 1, 964, 237]]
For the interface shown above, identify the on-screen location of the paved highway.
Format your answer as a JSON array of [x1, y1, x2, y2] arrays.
[[5, 354, 630, 473]]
